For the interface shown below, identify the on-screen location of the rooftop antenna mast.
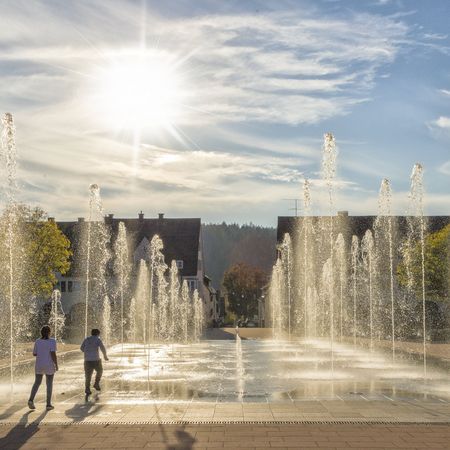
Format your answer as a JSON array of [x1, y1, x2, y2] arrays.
[[283, 198, 300, 216]]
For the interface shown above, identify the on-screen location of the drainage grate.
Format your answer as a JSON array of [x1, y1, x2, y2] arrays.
[[1, 419, 449, 426]]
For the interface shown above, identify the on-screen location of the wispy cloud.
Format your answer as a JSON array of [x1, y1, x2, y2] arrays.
[[1, 1, 410, 126], [439, 161, 450, 176], [434, 116, 450, 129], [428, 116, 450, 137], [424, 33, 448, 40], [2, 0, 447, 224]]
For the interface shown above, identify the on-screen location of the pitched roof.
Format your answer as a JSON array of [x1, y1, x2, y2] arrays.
[[57, 215, 201, 277], [277, 215, 450, 243]]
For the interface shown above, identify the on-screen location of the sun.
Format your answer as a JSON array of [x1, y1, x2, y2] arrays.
[[92, 53, 185, 130]]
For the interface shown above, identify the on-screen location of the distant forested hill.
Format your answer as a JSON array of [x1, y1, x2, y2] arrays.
[[202, 223, 277, 288]]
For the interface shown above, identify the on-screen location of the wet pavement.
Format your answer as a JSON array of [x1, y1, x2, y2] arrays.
[[0, 339, 449, 425]]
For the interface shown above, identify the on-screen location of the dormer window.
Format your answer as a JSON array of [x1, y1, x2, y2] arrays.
[[176, 260, 184, 269]]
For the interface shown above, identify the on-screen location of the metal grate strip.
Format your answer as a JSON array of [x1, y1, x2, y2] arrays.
[[1, 419, 449, 426]]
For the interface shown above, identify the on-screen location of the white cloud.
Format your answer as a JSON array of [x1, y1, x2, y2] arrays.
[[439, 161, 450, 175], [434, 116, 450, 129], [0, 1, 423, 223], [424, 33, 448, 40], [0, 1, 409, 126], [428, 116, 450, 138]]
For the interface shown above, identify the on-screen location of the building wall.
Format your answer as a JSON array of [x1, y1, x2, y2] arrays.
[[56, 215, 217, 327], [277, 213, 450, 246]]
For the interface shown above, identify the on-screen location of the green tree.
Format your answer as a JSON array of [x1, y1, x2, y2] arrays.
[[398, 224, 450, 300], [25, 207, 71, 297], [0, 205, 71, 298], [223, 262, 267, 319]]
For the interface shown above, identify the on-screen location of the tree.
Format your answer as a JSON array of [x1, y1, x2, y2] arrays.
[[222, 262, 267, 319], [398, 224, 450, 301], [0, 205, 71, 298], [202, 223, 276, 288], [25, 208, 71, 297]]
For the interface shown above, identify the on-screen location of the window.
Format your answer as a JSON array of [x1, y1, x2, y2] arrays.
[[60, 281, 66, 292], [176, 260, 184, 269], [186, 279, 197, 291], [68, 281, 73, 292]]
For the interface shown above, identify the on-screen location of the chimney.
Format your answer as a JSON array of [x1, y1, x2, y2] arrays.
[[78, 217, 85, 223], [158, 213, 164, 220], [108, 213, 114, 220], [138, 211, 144, 221], [48, 217, 55, 222]]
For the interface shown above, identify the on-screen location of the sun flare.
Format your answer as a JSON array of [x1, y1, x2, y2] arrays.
[[93, 54, 185, 130]]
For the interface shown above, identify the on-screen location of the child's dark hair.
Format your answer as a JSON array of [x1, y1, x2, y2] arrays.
[[41, 325, 51, 339], [91, 328, 100, 336]]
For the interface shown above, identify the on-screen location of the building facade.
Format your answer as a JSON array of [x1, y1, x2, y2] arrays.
[[55, 212, 217, 326], [277, 212, 450, 246]]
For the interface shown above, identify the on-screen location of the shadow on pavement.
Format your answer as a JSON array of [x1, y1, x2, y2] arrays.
[[0, 410, 47, 449], [154, 405, 196, 450], [0, 403, 27, 421], [166, 429, 196, 450], [65, 398, 104, 423]]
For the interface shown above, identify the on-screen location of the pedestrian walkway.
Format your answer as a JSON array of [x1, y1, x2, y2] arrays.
[[0, 421, 449, 449], [1, 397, 450, 425]]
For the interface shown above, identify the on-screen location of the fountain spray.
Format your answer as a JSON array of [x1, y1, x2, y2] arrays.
[[378, 179, 396, 361], [321, 133, 337, 372], [50, 289, 65, 342], [114, 222, 129, 347], [193, 289, 203, 341], [269, 259, 283, 339], [335, 234, 346, 342], [169, 261, 180, 341], [409, 163, 427, 377], [362, 230, 375, 351], [84, 184, 110, 339], [302, 179, 311, 338], [351, 236, 359, 346], [1, 113, 19, 396], [181, 280, 190, 343], [280, 234, 292, 339], [148, 235, 165, 340], [101, 295, 111, 345], [135, 259, 149, 343]]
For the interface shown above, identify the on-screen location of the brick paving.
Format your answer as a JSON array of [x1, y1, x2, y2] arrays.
[[0, 422, 449, 449]]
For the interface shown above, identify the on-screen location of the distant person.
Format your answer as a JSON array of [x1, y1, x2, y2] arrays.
[[28, 325, 58, 411], [81, 328, 109, 396]]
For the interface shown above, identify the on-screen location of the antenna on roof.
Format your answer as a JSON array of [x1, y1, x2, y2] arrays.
[[283, 198, 300, 216]]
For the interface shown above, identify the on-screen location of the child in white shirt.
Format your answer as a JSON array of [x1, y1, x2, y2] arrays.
[[28, 325, 58, 411]]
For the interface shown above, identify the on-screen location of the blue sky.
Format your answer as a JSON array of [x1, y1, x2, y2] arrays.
[[0, 0, 449, 225]]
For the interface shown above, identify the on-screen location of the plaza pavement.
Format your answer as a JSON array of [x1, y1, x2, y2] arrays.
[[1, 397, 450, 449], [1, 332, 449, 448], [1, 396, 450, 425], [0, 422, 449, 449]]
